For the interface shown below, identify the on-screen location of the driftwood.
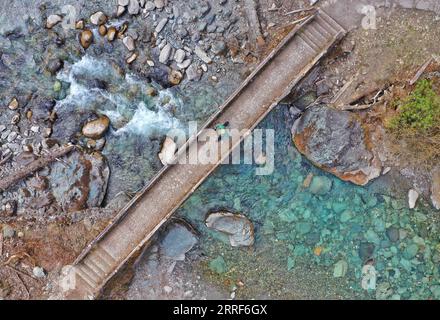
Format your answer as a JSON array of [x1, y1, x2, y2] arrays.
[[409, 57, 433, 85], [0, 144, 74, 192], [284, 7, 316, 16], [244, 0, 264, 46]]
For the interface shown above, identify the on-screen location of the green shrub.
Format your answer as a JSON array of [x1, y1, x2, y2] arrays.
[[389, 79, 440, 132]]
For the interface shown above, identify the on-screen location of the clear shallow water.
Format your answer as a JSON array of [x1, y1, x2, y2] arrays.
[[175, 107, 440, 300]]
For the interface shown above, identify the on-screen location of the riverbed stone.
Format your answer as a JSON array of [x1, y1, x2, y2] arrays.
[[82, 116, 110, 139], [80, 29, 93, 49], [49, 151, 109, 212], [46, 15, 63, 29], [158, 136, 177, 165], [160, 222, 198, 261], [292, 105, 382, 186], [205, 211, 254, 247], [90, 11, 107, 25], [309, 176, 332, 196]]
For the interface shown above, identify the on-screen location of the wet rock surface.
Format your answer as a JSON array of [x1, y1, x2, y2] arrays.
[[292, 105, 382, 186], [205, 211, 255, 247]]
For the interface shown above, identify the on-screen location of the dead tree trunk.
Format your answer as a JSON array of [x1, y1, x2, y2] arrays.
[[0, 144, 75, 192]]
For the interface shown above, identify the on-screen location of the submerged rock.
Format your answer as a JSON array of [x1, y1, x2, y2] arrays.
[[49, 151, 110, 212], [309, 176, 332, 196], [160, 222, 198, 261], [292, 105, 381, 186], [333, 260, 348, 278], [205, 211, 254, 247], [209, 256, 228, 274]]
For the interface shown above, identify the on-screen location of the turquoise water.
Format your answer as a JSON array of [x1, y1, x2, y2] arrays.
[[176, 106, 440, 300]]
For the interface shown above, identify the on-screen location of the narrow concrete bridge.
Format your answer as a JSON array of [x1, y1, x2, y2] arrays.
[[64, 9, 346, 299]]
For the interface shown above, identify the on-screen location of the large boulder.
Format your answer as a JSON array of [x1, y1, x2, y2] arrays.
[[292, 105, 382, 186], [49, 151, 109, 212], [205, 211, 254, 247], [160, 222, 198, 261]]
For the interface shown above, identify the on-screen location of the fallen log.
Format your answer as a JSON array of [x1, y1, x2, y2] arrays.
[[0, 144, 75, 192], [409, 57, 433, 85]]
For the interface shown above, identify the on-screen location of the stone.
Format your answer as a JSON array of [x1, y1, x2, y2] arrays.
[[46, 58, 64, 75], [340, 209, 353, 223], [408, 189, 419, 209], [359, 242, 375, 261], [117, 5, 126, 17], [168, 70, 183, 86], [98, 25, 107, 36], [333, 260, 348, 278], [145, 1, 155, 11], [159, 43, 172, 64], [82, 116, 110, 139], [75, 20, 85, 29], [430, 169, 440, 210], [403, 243, 419, 260], [33, 267, 46, 278], [361, 265, 377, 290], [126, 53, 138, 64], [296, 222, 312, 235], [209, 256, 228, 274], [0, 201, 16, 217], [186, 64, 201, 81], [211, 40, 226, 56], [155, 18, 168, 34], [154, 0, 165, 9], [107, 27, 117, 41], [80, 29, 93, 49], [174, 49, 186, 64], [160, 222, 198, 261], [8, 98, 19, 110], [309, 176, 332, 196], [118, 0, 130, 5], [49, 151, 109, 212], [123, 36, 136, 51], [128, 0, 140, 15], [206, 211, 254, 247], [195, 46, 212, 64], [90, 11, 107, 25], [2, 225, 15, 238], [158, 136, 177, 165], [386, 227, 399, 242], [46, 15, 63, 29], [177, 59, 192, 70], [292, 105, 381, 186]]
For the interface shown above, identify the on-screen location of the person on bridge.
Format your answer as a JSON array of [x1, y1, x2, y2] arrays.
[[215, 121, 230, 141]]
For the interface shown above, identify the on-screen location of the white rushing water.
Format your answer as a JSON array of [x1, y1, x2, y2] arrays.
[[56, 55, 182, 137]]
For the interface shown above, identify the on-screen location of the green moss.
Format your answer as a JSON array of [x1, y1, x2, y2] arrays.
[[389, 79, 440, 132]]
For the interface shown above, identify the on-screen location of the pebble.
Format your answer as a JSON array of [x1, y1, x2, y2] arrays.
[[46, 15, 63, 29], [98, 25, 107, 36], [309, 176, 332, 196], [195, 46, 212, 64], [80, 30, 94, 49], [177, 59, 192, 70], [118, 0, 130, 5], [107, 27, 117, 41], [33, 267, 46, 278], [90, 11, 107, 25], [154, 0, 165, 9], [128, 0, 140, 15], [126, 52, 138, 64], [8, 98, 19, 110], [82, 116, 110, 139], [117, 5, 126, 17], [2, 225, 15, 238], [159, 43, 172, 64], [333, 260, 348, 278], [168, 70, 183, 85], [123, 36, 136, 51], [361, 265, 377, 290], [174, 49, 186, 63], [155, 18, 168, 34], [145, 1, 155, 11], [408, 189, 419, 209]]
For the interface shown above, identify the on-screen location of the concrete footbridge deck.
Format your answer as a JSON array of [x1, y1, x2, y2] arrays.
[[64, 9, 346, 299]]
